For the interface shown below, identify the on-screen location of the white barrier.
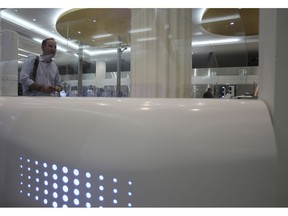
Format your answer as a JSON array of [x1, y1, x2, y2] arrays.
[[0, 30, 19, 96], [0, 97, 278, 207]]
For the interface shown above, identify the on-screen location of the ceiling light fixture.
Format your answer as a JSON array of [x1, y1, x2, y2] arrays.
[[85, 47, 131, 56], [137, 37, 157, 42], [104, 41, 122, 45], [192, 38, 241, 46], [201, 14, 240, 24], [129, 28, 152, 34], [18, 53, 28, 58], [92, 34, 113, 39]]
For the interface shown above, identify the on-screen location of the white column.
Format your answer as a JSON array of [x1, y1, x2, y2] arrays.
[[259, 9, 288, 206], [95, 60, 106, 89], [130, 9, 192, 98], [0, 30, 19, 96]]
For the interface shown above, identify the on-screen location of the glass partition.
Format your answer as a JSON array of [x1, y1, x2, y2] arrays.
[[0, 8, 259, 98], [191, 8, 259, 98]]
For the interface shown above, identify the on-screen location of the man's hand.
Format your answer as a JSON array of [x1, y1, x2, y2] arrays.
[[55, 85, 63, 92], [28, 83, 60, 94], [41, 86, 56, 94]]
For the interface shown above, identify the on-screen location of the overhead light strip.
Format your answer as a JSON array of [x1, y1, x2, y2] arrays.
[[137, 37, 157, 42], [192, 38, 241, 46], [18, 48, 39, 56], [1, 10, 79, 50], [85, 47, 131, 56], [201, 14, 241, 24], [129, 28, 152, 34], [92, 34, 113, 39]]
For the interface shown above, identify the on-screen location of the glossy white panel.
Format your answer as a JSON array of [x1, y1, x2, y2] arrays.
[[0, 30, 19, 96], [0, 97, 277, 207]]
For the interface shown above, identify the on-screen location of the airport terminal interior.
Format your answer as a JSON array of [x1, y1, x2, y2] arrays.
[[0, 8, 259, 98]]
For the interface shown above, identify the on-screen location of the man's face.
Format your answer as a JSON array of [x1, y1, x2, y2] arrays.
[[42, 39, 57, 57]]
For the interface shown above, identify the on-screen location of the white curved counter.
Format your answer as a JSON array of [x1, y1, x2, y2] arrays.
[[0, 97, 278, 207]]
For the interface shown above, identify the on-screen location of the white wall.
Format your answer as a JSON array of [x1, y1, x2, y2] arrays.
[[0, 30, 19, 96], [259, 9, 288, 206]]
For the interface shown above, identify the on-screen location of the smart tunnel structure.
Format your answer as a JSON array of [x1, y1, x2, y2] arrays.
[[0, 97, 278, 207]]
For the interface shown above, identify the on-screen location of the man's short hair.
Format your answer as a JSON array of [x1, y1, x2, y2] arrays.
[[41, 38, 55, 47]]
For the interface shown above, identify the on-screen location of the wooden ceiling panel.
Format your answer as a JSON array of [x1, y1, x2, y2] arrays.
[[56, 8, 131, 47], [202, 8, 259, 36]]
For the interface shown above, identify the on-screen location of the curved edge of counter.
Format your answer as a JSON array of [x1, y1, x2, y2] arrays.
[[0, 97, 278, 207]]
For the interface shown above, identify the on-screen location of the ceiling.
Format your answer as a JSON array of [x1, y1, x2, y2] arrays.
[[202, 9, 259, 36], [56, 8, 131, 47], [0, 8, 259, 69]]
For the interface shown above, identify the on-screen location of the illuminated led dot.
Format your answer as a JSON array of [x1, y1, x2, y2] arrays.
[[86, 202, 91, 208], [20, 165, 23, 169], [52, 201, 58, 208], [44, 180, 48, 186], [63, 204, 68, 208], [27, 159, 30, 163], [86, 192, 91, 199], [74, 189, 80, 196], [43, 199, 48, 205], [36, 187, 39, 191], [128, 203, 132, 207], [113, 178, 118, 183], [44, 189, 48, 195], [43, 163, 47, 168], [53, 183, 58, 189], [86, 182, 91, 188], [53, 192, 58, 199], [20, 181, 23, 185], [28, 175, 31, 179], [128, 192, 132, 196], [28, 184, 31, 188], [52, 164, 57, 171], [128, 181, 132, 185], [99, 196, 104, 201], [35, 161, 38, 165], [74, 198, 79, 205], [27, 167, 31, 171], [62, 185, 68, 193], [73, 169, 79, 176], [99, 185, 104, 191], [62, 166, 68, 174], [53, 174, 58, 180], [44, 172, 48, 177], [36, 178, 39, 182], [62, 176, 68, 183], [62, 195, 68, 202], [86, 172, 91, 178], [20, 157, 23, 160], [99, 175, 104, 180], [35, 196, 39, 200], [35, 169, 39, 174], [20, 173, 23, 177], [113, 199, 118, 204], [20, 190, 23, 193], [74, 179, 80, 186], [113, 189, 118, 193]]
